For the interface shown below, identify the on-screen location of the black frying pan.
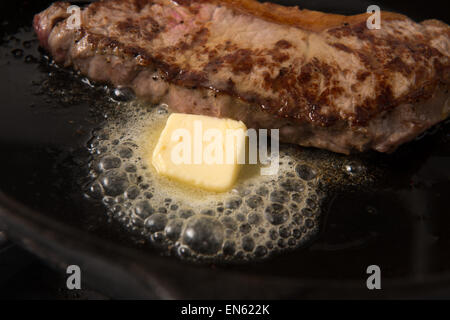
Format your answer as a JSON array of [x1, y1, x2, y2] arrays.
[[0, 0, 449, 299]]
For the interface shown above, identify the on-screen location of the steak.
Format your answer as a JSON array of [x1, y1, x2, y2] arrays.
[[34, 0, 450, 154]]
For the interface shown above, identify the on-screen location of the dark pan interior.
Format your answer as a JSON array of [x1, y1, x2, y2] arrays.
[[0, 0, 449, 298]]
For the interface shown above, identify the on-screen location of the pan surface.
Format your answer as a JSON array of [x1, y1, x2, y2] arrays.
[[0, 0, 449, 298]]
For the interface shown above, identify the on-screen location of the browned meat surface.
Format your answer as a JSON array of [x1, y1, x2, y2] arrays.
[[33, 0, 450, 154]]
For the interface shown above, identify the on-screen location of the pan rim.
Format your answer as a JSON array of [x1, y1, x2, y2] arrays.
[[2, 191, 450, 298]]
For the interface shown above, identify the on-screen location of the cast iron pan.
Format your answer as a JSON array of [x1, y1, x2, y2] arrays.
[[0, 0, 449, 299]]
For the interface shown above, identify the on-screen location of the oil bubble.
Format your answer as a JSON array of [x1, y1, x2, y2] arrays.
[[246, 195, 263, 209], [118, 146, 133, 158], [270, 190, 289, 203], [87, 181, 104, 199], [125, 185, 139, 199], [100, 170, 128, 196], [242, 236, 255, 252], [98, 156, 121, 171], [295, 164, 317, 180], [11, 48, 23, 58], [112, 87, 135, 102], [164, 219, 183, 241], [265, 203, 289, 225], [182, 217, 224, 255], [145, 213, 168, 232], [134, 200, 154, 219]]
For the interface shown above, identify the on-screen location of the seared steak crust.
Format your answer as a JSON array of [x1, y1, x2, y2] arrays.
[[34, 0, 450, 153]]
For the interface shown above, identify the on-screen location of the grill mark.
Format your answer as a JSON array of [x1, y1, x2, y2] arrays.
[[223, 49, 254, 74], [203, 56, 224, 73], [116, 19, 140, 34], [179, 27, 209, 51], [268, 49, 290, 63], [275, 39, 292, 49], [297, 63, 312, 84], [329, 42, 353, 53], [133, 0, 152, 12], [116, 16, 162, 41], [356, 71, 370, 81], [386, 56, 411, 76]]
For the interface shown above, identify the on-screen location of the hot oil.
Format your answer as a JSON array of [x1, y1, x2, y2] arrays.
[[84, 101, 339, 262]]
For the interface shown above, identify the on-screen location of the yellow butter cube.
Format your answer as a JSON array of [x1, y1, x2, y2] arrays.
[[151, 113, 247, 192]]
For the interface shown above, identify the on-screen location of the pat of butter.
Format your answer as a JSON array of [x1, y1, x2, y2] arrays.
[[152, 113, 247, 192]]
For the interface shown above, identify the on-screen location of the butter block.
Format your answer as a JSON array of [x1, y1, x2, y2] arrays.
[[152, 113, 247, 192]]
